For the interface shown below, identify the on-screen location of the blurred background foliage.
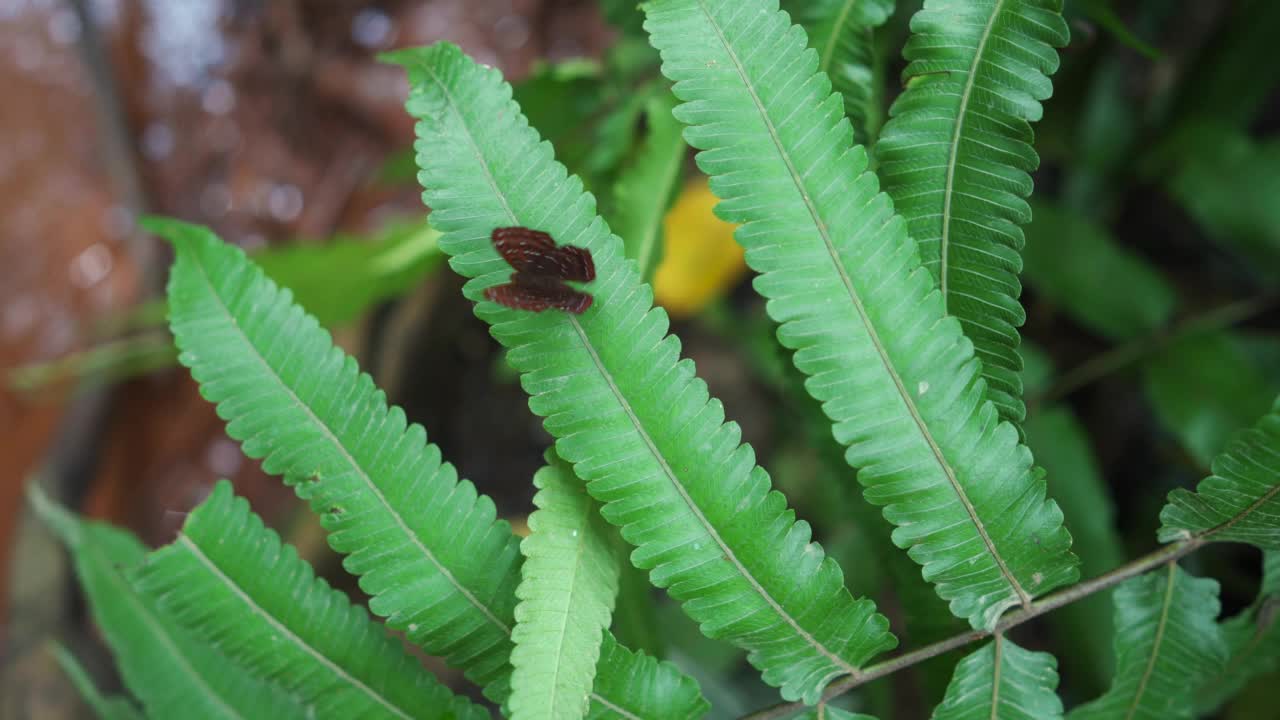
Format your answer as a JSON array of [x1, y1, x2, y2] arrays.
[[2, 0, 1278, 718]]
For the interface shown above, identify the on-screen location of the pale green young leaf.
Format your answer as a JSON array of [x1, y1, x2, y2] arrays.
[[1143, 331, 1278, 468], [133, 480, 485, 720], [1024, 407, 1122, 692], [151, 217, 703, 716], [931, 636, 1063, 720], [1194, 551, 1280, 714], [51, 644, 144, 720], [644, 0, 1078, 630], [391, 41, 895, 703], [510, 453, 620, 720], [1158, 396, 1280, 549], [876, 0, 1070, 424], [30, 488, 309, 720], [1069, 564, 1227, 720], [782, 0, 895, 145], [253, 216, 442, 327], [610, 92, 686, 282], [1023, 202, 1175, 341]]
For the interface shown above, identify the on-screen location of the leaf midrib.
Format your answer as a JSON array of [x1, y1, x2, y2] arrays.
[[187, 254, 513, 639], [421, 51, 858, 680], [417, 60, 654, 720], [521, 488, 598, 718], [939, 0, 1005, 308], [989, 635, 1003, 720], [1202, 483, 1280, 539], [694, 0, 1030, 610], [1124, 563, 1178, 720], [175, 535, 412, 719], [817, 0, 858, 75], [92, 544, 244, 720]]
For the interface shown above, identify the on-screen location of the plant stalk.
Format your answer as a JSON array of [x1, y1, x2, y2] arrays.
[[740, 538, 1204, 720]]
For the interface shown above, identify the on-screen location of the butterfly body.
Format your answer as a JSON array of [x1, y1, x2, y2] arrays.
[[485, 227, 595, 314]]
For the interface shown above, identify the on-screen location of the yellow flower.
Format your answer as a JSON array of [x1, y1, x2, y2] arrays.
[[653, 179, 746, 316]]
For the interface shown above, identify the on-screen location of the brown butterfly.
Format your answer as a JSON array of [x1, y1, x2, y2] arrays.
[[484, 227, 596, 314]]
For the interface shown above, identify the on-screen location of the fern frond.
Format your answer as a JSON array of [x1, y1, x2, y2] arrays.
[[931, 636, 1062, 720], [876, 0, 1070, 424], [783, 0, 894, 145], [152, 218, 703, 716], [510, 453, 620, 720], [1068, 564, 1227, 720], [133, 480, 486, 720], [1024, 408, 1122, 693], [153, 216, 521, 699], [643, 0, 1078, 630], [1194, 551, 1280, 714], [1157, 396, 1280, 549], [30, 488, 309, 720], [392, 41, 895, 703], [610, 92, 686, 282], [588, 634, 709, 720]]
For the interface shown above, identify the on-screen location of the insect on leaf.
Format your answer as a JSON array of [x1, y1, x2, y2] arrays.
[[486, 226, 596, 314]]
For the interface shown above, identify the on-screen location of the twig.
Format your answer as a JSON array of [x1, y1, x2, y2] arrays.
[[1035, 294, 1278, 407], [740, 539, 1203, 720]]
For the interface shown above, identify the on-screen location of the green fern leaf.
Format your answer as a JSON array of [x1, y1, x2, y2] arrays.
[[1194, 551, 1280, 714], [30, 489, 309, 720], [1069, 564, 1227, 720], [783, 0, 894, 145], [610, 92, 686, 282], [152, 217, 704, 716], [52, 643, 145, 720], [391, 41, 895, 703], [588, 634, 709, 720], [931, 636, 1062, 720], [511, 453, 621, 720], [1157, 396, 1280, 549], [643, 0, 1078, 630], [133, 480, 486, 720], [153, 215, 521, 699], [876, 0, 1070, 424], [1024, 408, 1122, 693]]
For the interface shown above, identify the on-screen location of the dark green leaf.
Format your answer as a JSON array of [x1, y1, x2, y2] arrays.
[[877, 0, 1070, 424], [932, 636, 1063, 720], [1069, 564, 1227, 720], [1158, 396, 1280, 549]]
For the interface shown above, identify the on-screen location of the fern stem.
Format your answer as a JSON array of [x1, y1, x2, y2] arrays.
[[1035, 293, 1278, 408], [739, 539, 1204, 720]]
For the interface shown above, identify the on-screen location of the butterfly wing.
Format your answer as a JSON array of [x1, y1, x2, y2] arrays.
[[484, 281, 553, 312], [546, 244, 595, 283], [491, 227, 595, 282], [485, 272, 593, 315], [491, 227, 556, 273]]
